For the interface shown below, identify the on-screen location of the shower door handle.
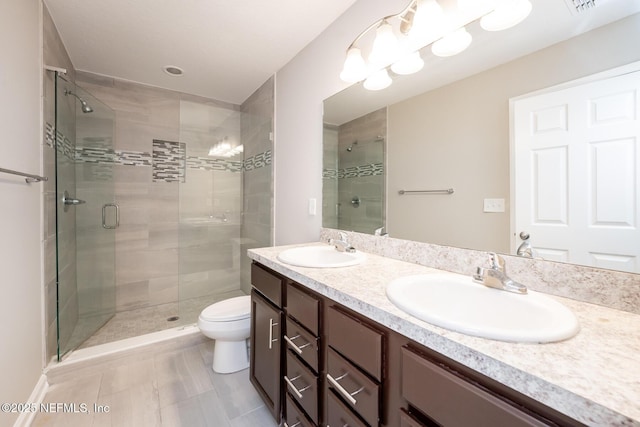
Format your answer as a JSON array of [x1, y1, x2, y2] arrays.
[[102, 203, 120, 229]]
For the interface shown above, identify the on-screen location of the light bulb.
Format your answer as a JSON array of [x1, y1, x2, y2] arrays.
[[431, 27, 472, 57], [340, 47, 368, 83], [391, 51, 424, 75], [369, 20, 399, 67], [363, 69, 392, 91], [480, 0, 532, 32], [409, 0, 448, 45]]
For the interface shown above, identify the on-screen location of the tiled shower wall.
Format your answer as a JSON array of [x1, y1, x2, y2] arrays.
[[74, 71, 244, 314], [322, 124, 339, 229], [240, 77, 274, 293], [323, 108, 386, 235]]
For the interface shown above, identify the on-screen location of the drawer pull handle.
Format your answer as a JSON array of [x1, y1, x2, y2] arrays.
[[284, 334, 311, 354], [268, 318, 279, 350], [327, 373, 362, 406], [284, 375, 311, 399]]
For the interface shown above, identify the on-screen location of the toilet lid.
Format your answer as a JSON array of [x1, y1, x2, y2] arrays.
[[200, 295, 251, 322]]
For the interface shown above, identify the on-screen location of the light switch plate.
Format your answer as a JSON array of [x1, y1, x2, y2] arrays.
[[484, 198, 505, 213], [308, 198, 317, 216]]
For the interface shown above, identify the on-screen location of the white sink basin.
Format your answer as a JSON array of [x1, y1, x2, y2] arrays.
[[277, 245, 366, 268], [386, 273, 579, 343]]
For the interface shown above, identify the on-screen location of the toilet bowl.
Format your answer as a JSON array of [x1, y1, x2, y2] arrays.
[[197, 295, 251, 374]]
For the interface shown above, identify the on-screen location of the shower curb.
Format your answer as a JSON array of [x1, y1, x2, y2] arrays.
[[44, 324, 206, 385]]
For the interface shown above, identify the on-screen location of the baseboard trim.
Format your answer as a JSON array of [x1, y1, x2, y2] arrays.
[[13, 374, 48, 427]]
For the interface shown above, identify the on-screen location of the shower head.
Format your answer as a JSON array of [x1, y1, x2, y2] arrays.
[[64, 90, 93, 113], [346, 141, 358, 152]]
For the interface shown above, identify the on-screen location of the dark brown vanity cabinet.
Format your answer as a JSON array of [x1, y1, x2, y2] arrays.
[[250, 264, 284, 423], [284, 283, 322, 426], [400, 346, 548, 427], [326, 306, 384, 427], [250, 262, 584, 427]]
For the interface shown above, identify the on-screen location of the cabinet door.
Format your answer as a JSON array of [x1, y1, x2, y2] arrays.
[[250, 290, 282, 422]]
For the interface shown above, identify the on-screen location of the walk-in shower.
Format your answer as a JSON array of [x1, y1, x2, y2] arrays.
[[48, 72, 274, 361]]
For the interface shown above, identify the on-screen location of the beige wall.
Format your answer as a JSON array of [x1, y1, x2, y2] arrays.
[[387, 14, 640, 253], [0, 0, 44, 424]]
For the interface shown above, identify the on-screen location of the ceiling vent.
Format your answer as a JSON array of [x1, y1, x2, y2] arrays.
[[564, 0, 601, 14]]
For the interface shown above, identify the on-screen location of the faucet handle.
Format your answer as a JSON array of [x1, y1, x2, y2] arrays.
[[489, 252, 505, 271], [374, 226, 388, 237], [473, 267, 485, 282], [339, 231, 348, 241]]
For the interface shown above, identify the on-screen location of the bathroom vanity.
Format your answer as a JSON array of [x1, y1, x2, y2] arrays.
[[248, 243, 640, 427]]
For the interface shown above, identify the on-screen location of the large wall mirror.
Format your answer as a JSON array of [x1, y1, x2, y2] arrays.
[[323, 1, 640, 273]]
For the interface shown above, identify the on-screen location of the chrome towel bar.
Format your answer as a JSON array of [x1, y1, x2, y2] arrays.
[[398, 188, 454, 195], [0, 167, 48, 183]]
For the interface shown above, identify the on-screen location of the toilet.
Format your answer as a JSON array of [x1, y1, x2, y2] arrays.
[[197, 295, 251, 374]]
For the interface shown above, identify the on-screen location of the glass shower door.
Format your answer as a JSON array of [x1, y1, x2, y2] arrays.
[[55, 74, 117, 359]]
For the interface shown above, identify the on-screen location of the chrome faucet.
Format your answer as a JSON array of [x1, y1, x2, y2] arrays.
[[473, 252, 527, 294], [329, 232, 356, 253]]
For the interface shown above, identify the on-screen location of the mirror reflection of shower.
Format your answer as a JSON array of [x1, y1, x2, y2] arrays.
[[208, 136, 243, 157], [346, 135, 384, 152], [64, 89, 93, 113]]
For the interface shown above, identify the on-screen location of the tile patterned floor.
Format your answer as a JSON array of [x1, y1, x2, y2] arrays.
[[76, 290, 246, 350], [32, 341, 278, 427]]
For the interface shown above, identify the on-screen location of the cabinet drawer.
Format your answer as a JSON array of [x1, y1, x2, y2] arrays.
[[401, 347, 548, 427], [285, 394, 315, 427], [326, 388, 367, 427], [327, 306, 383, 381], [286, 351, 319, 424], [399, 409, 432, 427], [286, 283, 319, 335], [285, 317, 319, 373], [327, 348, 380, 427], [251, 263, 283, 307]]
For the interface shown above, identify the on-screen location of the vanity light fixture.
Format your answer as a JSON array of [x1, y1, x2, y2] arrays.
[[340, 0, 533, 90]]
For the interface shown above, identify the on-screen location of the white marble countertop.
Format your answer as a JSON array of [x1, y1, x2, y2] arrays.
[[248, 243, 640, 427]]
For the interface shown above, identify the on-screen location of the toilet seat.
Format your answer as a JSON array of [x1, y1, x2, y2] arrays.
[[200, 295, 250, 322]]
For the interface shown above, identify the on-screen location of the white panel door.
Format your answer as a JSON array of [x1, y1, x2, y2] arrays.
[[514, 71, 640, 273]]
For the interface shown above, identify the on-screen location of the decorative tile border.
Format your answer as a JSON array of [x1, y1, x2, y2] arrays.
[[44, 124, 272, 179], [186, 156, 243, 172], [323, 162, 384, 179], [244, 150, 272, 171], [116, 150, 152, 167], [45, 122, 74, 161], [75, 147, 116, 164], [322, 168, 338, 179], [152, 139, 185, 182]]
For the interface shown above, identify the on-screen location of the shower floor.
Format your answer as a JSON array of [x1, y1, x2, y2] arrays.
[[75, 289, 246, 350]]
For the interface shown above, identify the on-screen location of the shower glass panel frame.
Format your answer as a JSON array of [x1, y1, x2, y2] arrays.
[[55, 73, 117, 360]]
